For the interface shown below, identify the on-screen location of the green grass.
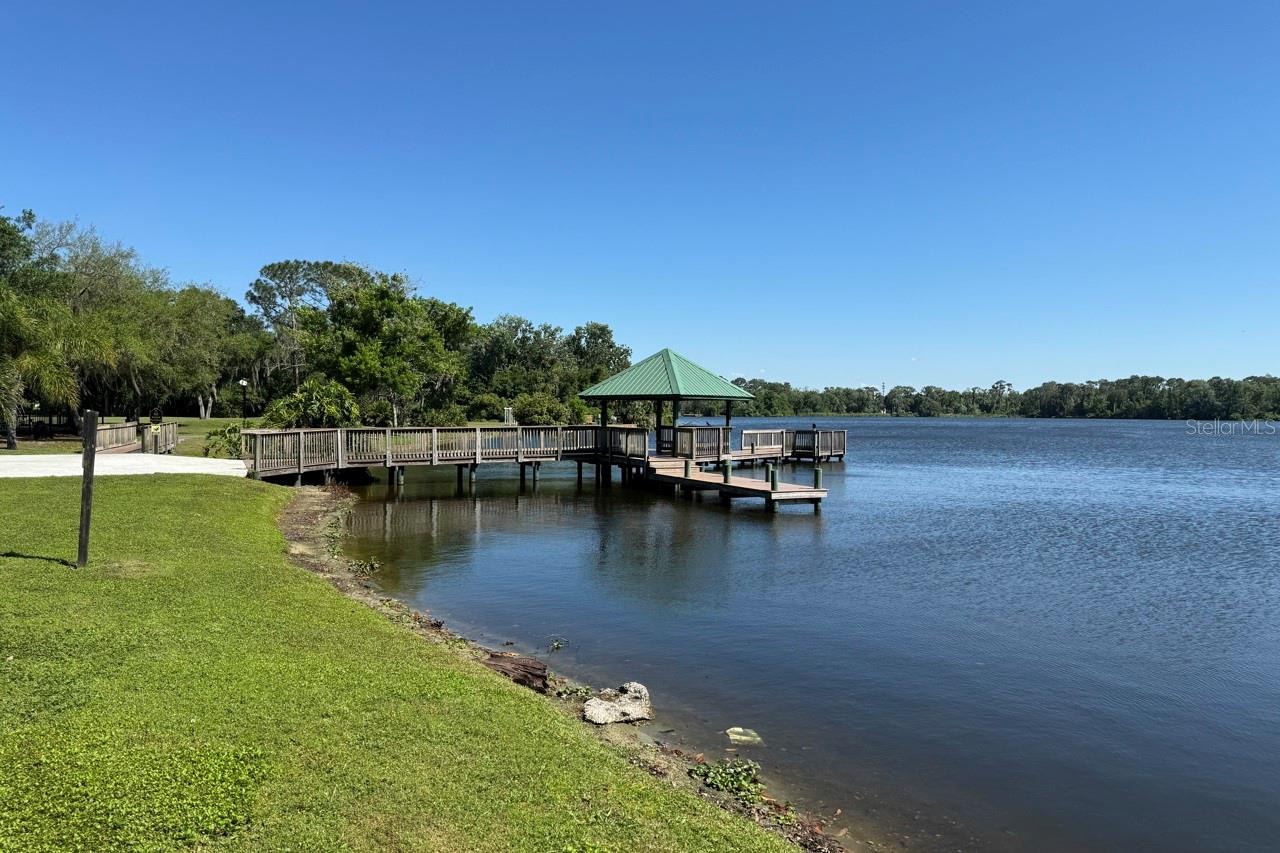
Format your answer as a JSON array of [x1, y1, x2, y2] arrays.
[[0, 436, 83, 454], [172, 417, 244, 457], [0, 476, 789, 852]]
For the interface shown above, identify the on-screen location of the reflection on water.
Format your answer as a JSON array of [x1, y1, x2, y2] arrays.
[[345, 418, 1280, 853]]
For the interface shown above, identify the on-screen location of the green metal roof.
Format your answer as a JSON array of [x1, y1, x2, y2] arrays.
[[579, 349, 754, 401]]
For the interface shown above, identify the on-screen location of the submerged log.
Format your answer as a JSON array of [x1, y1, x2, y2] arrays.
[[483, 653, 549, 693]]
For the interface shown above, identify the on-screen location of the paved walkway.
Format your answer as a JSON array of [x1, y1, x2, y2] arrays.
[[0, 454, 248, 478]]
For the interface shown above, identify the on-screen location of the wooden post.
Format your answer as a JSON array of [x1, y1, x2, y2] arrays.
[[576, 460, 583, 487], [77, 410, 98, 567], [723, 459, 732, 484], [600, 400, 611, 487], [474, 427, 481, 464], [297, 430, 304, 475], [519, 463, 527, 489], [251, 433, 261, 479], [770, 464, 779, 491], [432, 427, 439, 466], [813, 466, 823, 489], [532, 461, 540, 485], [384, 427, 392, 467], [456, 463, 464, 491], [336, 428, 346, 469]]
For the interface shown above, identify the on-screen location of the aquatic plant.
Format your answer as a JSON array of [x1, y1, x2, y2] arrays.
[[348, 556, 381, 577], [690, 758, 765, 805]]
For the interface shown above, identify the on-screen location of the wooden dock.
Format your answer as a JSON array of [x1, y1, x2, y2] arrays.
[[646, 458, 825, 511], [241, 425, 844, 511]]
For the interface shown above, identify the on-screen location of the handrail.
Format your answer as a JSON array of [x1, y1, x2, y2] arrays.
[[790, 429, 847, 458], [606, 426, 649, 460], [244, 425, 619, 474], [740, 428, 786, 454], [94, 421, 139, 452], [136, 422, 178, 454], [241, 424, 845, 475], [672, 426, 729, 461]]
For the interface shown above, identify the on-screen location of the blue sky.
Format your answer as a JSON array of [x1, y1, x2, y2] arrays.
[[3, 2, 1276, 389]]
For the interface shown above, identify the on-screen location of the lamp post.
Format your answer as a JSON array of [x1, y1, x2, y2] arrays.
[[238, 379, 249, 426]]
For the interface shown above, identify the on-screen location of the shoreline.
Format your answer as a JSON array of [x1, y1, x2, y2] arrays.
[[280, 484, 857, 852]]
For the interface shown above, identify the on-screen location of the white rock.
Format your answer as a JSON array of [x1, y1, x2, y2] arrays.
[[583, 682, 652, 725]]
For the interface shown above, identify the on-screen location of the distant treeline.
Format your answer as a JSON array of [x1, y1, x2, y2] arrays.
[[681, 376, 1280, 421]]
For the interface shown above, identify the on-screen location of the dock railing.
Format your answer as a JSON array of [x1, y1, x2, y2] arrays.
[[607, 426, 650, 460], [244, 425, 618, 476], [790, 429, 847, 460], [94, 421, 139, 452], [137, 421, 178, 454], [740, 428, 786, 456], [241, 424, 845, 476], [656, 425, 675, 455], [673, 426, 730, 461]]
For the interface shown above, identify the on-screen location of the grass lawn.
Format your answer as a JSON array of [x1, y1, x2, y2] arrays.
[[172, 417, 243, 457], [0, 475, 790, 852], [0, 436, 84, 455]]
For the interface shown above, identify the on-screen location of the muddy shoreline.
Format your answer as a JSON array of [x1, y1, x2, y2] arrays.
[[278, 485, 859, 852]]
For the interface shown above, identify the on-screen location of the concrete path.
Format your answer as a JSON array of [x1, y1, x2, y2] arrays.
[[0, 454, 248, 478]]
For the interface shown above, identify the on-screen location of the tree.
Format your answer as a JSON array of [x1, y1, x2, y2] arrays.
[[166, 287, 264, 418], [565, 322, 631, 391], [298, 273, 467, 425], [247, 260, 373, 390], [0, 210, 83, 448]]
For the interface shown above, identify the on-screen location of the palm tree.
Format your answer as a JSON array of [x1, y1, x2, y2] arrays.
[[0, 287, 80, 449]]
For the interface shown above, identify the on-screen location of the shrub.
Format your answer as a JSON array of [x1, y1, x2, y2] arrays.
[[467, 392, 507, 422], [412, 404, 467, 427], [565, 397, 590, 424], [360, 398, 394, 427], [202, 423, 243, 458], [512, 392, 569, 425], [261, 378, 360, 428]]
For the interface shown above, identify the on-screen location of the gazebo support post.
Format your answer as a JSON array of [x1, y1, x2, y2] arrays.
[[600, 399, 611, 486], [724, 401, 733, 458]]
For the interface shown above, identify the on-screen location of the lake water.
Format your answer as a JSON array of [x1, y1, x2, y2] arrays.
[[344, 418, 1280, 852]]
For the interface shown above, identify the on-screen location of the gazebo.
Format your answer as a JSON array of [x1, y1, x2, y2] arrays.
[[579, 348, 753, 456]]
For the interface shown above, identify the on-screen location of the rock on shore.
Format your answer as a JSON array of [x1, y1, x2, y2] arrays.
[[583, 682, 652, 724]]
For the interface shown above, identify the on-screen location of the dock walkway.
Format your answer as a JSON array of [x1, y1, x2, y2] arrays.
[[241, 425, 844, 511]]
